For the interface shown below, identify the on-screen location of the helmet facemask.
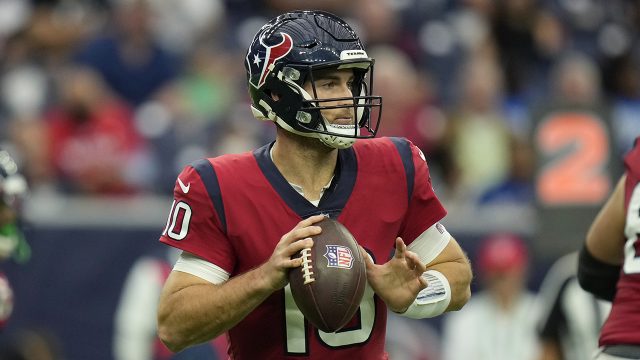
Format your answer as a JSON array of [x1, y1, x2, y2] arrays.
[[255, 58, 382, 149]]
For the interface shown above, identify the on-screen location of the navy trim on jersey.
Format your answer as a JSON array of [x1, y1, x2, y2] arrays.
[[192, 159, 227, 234], [319, 146, 357, 214], [390, 137, 415, 202], [253, 143, 357, 219]]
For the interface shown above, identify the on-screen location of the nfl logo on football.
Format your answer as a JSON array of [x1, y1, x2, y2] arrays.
[[324, 245, 354, 269]]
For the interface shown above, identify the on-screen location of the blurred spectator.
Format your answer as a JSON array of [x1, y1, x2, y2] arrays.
[[604, 53, 640, 156], [264, 0, 350, 18], [548, 0, 637, 61], [385, 313, 441, 360], [491, 0, 564, 101], [0, 0, 31, 46], [478, 138, 535, 205], [24, 1, 98, 65], [0, 150, 62, 360], [114, 247, 225, 360], [0, 149, 30, 265], [74, 0, 181, 106], [209, 104, 272, 157], [165, 45, 238, 127], [369, 45, 449, 181], [536, 252, 610, 360], [145, 0, 226, 55], [0, 149, 30, 332], [547, 52, 603, 107], [442, 233, 540, 360], [133, 44, 246, 192], [0, 1, 98, 137], [353, 0, 400, 46], [44, 66, 153, 194], [443, 55, 515, 200]]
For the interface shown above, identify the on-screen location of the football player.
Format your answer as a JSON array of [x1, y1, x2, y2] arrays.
[[157, 10, 472, 359], [0, 149, 29, 329], [579, 137, 640, 359]]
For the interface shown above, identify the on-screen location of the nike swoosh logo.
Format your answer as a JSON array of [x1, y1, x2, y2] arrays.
[[177, 178, 191, 193]]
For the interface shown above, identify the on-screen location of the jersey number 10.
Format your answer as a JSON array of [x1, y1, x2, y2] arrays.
[[283, 273, 376, 353]]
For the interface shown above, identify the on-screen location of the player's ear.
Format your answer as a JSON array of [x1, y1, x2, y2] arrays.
[[269, 91, 281, 101]]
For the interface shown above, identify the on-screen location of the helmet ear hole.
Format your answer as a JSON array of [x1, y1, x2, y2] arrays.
[[268, 91, 282, 102]]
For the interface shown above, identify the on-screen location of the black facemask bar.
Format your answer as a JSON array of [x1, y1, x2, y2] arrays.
[[288, 59, 383, 138], [299, 96, 382, 137]]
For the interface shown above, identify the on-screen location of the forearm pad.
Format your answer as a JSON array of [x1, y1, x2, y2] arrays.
[[577, 245, 621, 301], [395, 270, 451, 319]]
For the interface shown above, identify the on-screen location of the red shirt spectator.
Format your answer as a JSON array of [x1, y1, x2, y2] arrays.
[[47, 67, 148, 195]]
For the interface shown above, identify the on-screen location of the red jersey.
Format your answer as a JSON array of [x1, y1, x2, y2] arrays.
[[599, 137, 640, 346], [159, 137, 447, 359]]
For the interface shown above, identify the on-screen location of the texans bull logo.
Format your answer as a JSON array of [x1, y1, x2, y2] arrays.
[[254, 32, 293, 88]]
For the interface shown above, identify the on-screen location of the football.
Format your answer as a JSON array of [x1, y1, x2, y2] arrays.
[[288, 217, 367, 332]]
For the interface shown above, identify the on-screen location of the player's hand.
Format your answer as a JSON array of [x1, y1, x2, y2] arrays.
[[259, 215, 324, 291], [360, 237, 427, 313]]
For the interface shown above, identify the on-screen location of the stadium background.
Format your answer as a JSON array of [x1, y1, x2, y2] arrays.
[[0, 0, 638, 358]]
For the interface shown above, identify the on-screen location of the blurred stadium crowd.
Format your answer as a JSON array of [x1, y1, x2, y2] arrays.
[[0, 0, 639, 359], [0, 0, 638, 200]]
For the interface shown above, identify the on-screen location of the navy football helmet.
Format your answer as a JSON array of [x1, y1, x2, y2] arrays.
[[245, 10, 382, 149]]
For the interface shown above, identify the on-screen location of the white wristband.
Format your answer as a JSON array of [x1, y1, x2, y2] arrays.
[[396, 270, 451, 319]]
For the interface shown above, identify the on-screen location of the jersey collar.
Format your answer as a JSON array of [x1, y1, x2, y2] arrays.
[[253, 142, 357, 218]]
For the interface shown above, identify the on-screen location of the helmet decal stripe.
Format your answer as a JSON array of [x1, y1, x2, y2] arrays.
[[258, 33, 293, 88]]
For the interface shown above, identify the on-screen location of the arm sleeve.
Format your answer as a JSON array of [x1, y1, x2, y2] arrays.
[[159, 162, 236, 273], [173, 252, 230, 284], [407, 222, 451, 265], [577, 245, 620, 301]]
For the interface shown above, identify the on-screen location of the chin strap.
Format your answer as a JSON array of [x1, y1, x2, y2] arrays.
[[255, 100, 357, 149], [318, 132, 355, 149]]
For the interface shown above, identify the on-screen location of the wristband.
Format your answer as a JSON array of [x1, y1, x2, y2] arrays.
[[396, 270, 451, 319]]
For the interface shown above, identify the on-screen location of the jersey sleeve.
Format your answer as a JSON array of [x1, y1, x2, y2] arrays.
[[159, 161, 235, 273], [625, 137, 640, 180], [396, 138, 448, 245]]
